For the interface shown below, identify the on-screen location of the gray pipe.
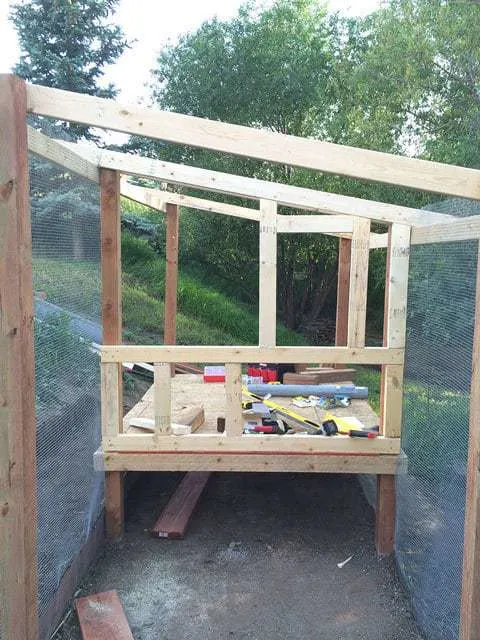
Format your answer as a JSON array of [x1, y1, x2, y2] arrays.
[[247, 383, 368, 398]]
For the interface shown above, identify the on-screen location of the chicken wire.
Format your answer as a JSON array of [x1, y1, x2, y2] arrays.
[[395, 198, 480, 640], [29, 151, 104, 638]]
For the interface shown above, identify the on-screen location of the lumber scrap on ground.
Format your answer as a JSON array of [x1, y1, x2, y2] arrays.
[[151, 471, 211, 539], [75, 591, 134, 640]]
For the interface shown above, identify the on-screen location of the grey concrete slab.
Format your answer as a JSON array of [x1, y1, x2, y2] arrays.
[[55, 473, 422, 640]]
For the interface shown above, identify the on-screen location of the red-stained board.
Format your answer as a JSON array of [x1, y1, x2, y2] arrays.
[[152, 471, 211, 539], [75, 591, 134, 640]]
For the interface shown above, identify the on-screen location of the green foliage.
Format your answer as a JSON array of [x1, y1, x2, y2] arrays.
[[354, 366, 381, 414], [338, 0, 480, 168], [11, 0, 127, 142], [33, 258, 101, 320], [122, 233, 306, 345], [10, 0, 128, 98], [135, 0, 479, 339], [403, 382, 469, 480]]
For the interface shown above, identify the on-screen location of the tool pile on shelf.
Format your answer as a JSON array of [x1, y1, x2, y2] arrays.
[[241, 386, 378, 439]]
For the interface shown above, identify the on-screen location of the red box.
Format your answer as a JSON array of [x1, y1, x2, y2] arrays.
[[203, 365, 226, 383]]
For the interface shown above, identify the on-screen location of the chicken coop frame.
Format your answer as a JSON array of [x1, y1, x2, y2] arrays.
[[2, 74, 480, 639]]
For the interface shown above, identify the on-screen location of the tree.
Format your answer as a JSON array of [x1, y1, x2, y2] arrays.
[[336, 0, 480, 168], [10, 0, 128, 260], [11, 0, 127, 98], [141, 0, 346, 335]]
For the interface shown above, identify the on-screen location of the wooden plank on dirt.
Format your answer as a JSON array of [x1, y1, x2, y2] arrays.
[[75, 591, 134, 640], [151, 472, 211, 539], [27, 84, 480, 199]]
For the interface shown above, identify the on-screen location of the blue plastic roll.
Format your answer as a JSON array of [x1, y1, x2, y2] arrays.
[[246, 383, 368, 398]]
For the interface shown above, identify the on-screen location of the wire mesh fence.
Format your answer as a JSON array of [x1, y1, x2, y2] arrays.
[[29, 151, 104, 638], [395, 198, 480, 640]]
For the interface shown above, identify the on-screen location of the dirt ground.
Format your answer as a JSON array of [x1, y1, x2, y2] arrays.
[[55, 472, 422, 640]]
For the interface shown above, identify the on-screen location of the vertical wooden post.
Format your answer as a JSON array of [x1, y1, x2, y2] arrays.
[[259, 199, 277, 347], [335, 237, 352, 367], [381, 223, 411, 438], [460, 242, 480, 640], [225, 363, 243, 436], [100, 167, 124, 539], [154, 363, 171, 434], [101, 362, 122, 436], [377, 223, 411, 555], [164, 203, 179, 375], [347, 218, 370, 348], [0, 74, 39, 640]]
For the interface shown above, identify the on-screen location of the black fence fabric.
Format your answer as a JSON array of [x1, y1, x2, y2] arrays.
[[396, 226, 478, 638], [29, 152, 103, 636]]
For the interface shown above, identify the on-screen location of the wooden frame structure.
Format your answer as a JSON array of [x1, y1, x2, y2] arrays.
[[2, 74, 480, 638]]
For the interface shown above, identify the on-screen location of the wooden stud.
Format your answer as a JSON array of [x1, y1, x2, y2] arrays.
[[381, 224, 411, 439], [0, 73, 39, 640], [27, 84, 480, 199], [225, 363, 243, 436], [101, 362, 122, 436], [100, 167, 124, 539], [259, 200, 277, 347], [62, 142, 456, 227], [348, 218, 370, 348], [101, 345, 404, 366], [460, 242, 480, 640], [335, 238, 352, 368], [154, 363, 171, 434], [376, 224, 410, 557], [375, 475, 396, 555], [164, 203, 179, 375]]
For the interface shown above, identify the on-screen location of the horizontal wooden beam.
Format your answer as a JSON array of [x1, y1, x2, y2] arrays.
[[121, 179, 259, 220], [63, 142, 456, 226], [276, 214, 353, 233], [411, 215, 480, 245], [97, 450, 403, 474], [27, 126, 99, 182], [101, 345, 403, 365], [369, 233, 389, 249], [103, 432, 401, 455], [27, 83, 480, 199]]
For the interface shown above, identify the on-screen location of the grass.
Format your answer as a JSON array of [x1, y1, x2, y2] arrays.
[[354, 366, 381, 414], [32, 232, 306, 347]]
